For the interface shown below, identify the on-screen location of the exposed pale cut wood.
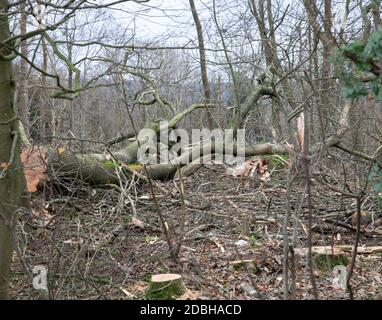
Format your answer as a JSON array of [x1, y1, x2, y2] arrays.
[[21, 147, 48, 192], [147, 274, 185, 300], [151, 274, 182, 282], [230, 259, 258, 265]]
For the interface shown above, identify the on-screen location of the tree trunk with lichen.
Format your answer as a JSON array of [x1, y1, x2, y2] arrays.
[[40, 141, 290, 186], [17, 2, 29, 137], [189, 0, 214, 129], [18, 91, 292, 186], [47, 150, 179, 184], [0, 0, 25, 300]]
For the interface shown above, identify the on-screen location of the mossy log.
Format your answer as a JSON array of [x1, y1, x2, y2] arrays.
[[45, 141, 290, 184], [40, 140, 291, 185], [47, 150, 178, 184], [146, 274, 185, 300], [21, 97, 292, 186]]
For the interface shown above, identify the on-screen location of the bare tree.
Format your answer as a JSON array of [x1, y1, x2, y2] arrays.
[[189, 0, 214, 129]]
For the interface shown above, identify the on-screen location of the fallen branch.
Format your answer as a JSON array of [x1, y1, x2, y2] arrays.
[[294, 245, 382, 256]]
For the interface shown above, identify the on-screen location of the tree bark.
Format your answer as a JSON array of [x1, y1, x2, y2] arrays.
[[189, 0, 214, 129], [249, 0, 284, 140], [42, 141, 290, 185], [147, 274, 185, 300], [17, 2, 29, 137], [39, 4, 50, 143], [230, 84, 276, 133], [320, 0, 333, 130], [0, 0, 25, 300]]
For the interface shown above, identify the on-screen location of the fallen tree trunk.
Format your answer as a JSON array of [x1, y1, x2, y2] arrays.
[[20, 97, 292, 187], [49, 142, 290, 183], [21, 96, 356, 187], [294, 246, 382, 256], [47, 150, 178, 184], [22, 140, 291, 188], [23, 101, 356, 187]]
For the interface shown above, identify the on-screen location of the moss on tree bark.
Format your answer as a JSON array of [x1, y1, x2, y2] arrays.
[[146, 274, 185, 300], [0, 0, 26, 300]]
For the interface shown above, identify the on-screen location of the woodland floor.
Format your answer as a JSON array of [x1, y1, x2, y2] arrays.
[[9, 164, 382, 300]]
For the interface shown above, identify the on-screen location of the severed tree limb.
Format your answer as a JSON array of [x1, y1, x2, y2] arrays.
[[294, 245, 382, 256], [45, 141, 291, 184]]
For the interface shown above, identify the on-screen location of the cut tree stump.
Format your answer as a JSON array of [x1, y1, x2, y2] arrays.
[[146, 274, 185, 300]]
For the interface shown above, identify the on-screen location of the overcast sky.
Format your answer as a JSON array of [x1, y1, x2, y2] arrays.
[[116, 0, 199, 42]]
